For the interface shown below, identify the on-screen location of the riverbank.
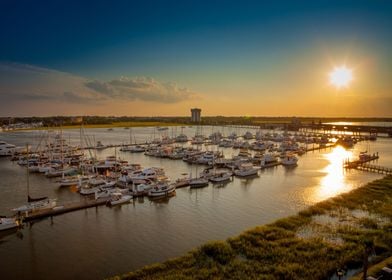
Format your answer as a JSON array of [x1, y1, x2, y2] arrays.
[[2, 121, 187, 131], [114, 175, 392, 279]]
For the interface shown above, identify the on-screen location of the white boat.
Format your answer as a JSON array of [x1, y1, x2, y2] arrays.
[[209, 171, 232, 183], [58, 175, 91, 187], [173, 176, 190, 188], [108, 193, 132, 206], [175, 134, 188, 143], [189, 177, 209, 188], [12, 198, 57, 213], [96, 141, 106, 150], [121, 145, 145, 153], [0, 141, 17, 156], [0, 217, 20, 231], [234, 163, 259, 177], [148, 182, 176, 197], [260, 153, 279, 167], [79, 178, 116, 195], [132, 180, 154, 196], [281, 154, 298, 166], [130, 167, 165, 181]]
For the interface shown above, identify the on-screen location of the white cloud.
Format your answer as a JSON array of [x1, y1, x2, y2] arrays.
[[0, 63, 198, 105]]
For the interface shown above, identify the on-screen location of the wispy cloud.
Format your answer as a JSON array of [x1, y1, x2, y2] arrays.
[[85, 77, 197, 103], [0, 63, 198, 105]]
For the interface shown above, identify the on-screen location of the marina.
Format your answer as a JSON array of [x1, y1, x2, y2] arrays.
[[0, 125, 391, 279]]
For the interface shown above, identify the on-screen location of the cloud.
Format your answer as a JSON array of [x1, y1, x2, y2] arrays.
[[0, 62, 198, 105], [85, 77, 197, 103]]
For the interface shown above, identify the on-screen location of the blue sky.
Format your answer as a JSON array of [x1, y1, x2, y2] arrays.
[[0, 0, 391, 116]]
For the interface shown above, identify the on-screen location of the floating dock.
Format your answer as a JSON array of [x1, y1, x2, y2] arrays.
[[20, 198, 110, 222]]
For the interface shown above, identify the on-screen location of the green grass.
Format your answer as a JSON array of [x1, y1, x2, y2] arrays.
[[112, 176, 392, 280]]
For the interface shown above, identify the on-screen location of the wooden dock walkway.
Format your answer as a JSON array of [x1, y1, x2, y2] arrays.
[[306, 143, 336, 152], [20, 198, 110, 221], [354, 163, 392, 175]]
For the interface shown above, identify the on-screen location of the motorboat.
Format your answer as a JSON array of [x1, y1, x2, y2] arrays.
[[108, 193, 132, 206], [148, 182, 176, 198], [175, 134, 188, 143], [12, 198, 57, 213], [260, 153, 279, 167], [281, 154, 298, 166], [0, 217, 20, 231], [79, 178, 116, 195], [234, 163, 259, 177], [0, 141, 17, 156], [189, 177, 209, 188], [209, 171, 232, 183], [57, 175, 92, 187]]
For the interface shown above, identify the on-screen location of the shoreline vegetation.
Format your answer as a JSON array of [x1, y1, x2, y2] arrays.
[[113, 176, 392, 280], [1, 116, 392, 132]]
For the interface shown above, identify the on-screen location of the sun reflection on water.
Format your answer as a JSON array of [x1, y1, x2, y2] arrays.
[[314, 146, 353, 202]]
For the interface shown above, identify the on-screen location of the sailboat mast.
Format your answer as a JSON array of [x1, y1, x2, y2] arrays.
[[26, 143, 30, 201]]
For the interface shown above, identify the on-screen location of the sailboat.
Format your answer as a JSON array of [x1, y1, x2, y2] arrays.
[[12, 144, 57, 213]]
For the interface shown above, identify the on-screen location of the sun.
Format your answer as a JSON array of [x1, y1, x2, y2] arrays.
[[329, 65, 353, 89]]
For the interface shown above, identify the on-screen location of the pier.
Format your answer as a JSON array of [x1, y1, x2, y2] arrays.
[[342, 152, 392, 175], [354, 163, 392, 175], [20, 198, 110, 222]]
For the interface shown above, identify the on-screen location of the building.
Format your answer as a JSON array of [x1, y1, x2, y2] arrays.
[[191, 108, 201, 123]]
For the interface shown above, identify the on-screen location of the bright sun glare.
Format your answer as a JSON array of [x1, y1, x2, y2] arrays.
[[329, 66, 353, 89]]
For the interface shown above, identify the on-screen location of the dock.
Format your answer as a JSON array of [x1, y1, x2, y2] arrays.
[[20, 198, 110, 222], [354, 163, 392, 175], [306, 143, 336, 152], [260, 162, 281, 169]]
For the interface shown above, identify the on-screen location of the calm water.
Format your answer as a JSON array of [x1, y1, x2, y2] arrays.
[[0, 127, 391, 280]]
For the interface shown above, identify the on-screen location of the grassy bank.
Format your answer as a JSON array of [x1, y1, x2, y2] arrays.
[[114, 176, 392, 280]]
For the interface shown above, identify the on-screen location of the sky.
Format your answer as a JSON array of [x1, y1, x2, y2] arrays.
[[0, 0, 391, 117]]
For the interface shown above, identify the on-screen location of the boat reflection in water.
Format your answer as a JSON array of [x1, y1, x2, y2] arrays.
[[314, 146, 353, 202]]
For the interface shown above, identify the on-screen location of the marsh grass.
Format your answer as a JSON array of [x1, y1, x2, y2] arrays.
[[114, 176, 392, 280]]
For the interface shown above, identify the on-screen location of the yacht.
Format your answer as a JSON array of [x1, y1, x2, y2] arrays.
[[0, 141, 17, 156], [0, 217, 20, 231], [243, 131, 253, 140], [108, 193, 132, 206], [189, 177, 209, 188], [234, 163, 259, 177], [260, 153, 279, 167], [209, 171, 232, 183], [57, 175, 92, 187], [281, 154, 298, 166], [79, 178, 116, 195], [173, 176, 190, 188], [130, 167, 165, 181], [12, 198, 57, 213], [175, 134, 188, 143], [148, 182, 176, 198]]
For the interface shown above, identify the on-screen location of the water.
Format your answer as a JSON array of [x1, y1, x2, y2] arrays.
[[0, 127, 391, 279]]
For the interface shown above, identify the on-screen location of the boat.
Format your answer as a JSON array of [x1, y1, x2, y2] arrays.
[[57, 175, 91, 187], [173, 174, 190, 188], [108, 193, 132, 206], [128, 145, 145, 153], [12, 198, 57, 213], [148, 182, 176, 197], [96, 141, 106, 150], [281, 154, 298, 166], [209, 171, 232, 183], [175, 134, 188, 143], [79, 178, 116, 195], [0, 141, 17, 156], [234, 163, 259, 177], [260, 153, 279, 167], [189, 177, 209, 188], [0, 217, 20, 231]]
